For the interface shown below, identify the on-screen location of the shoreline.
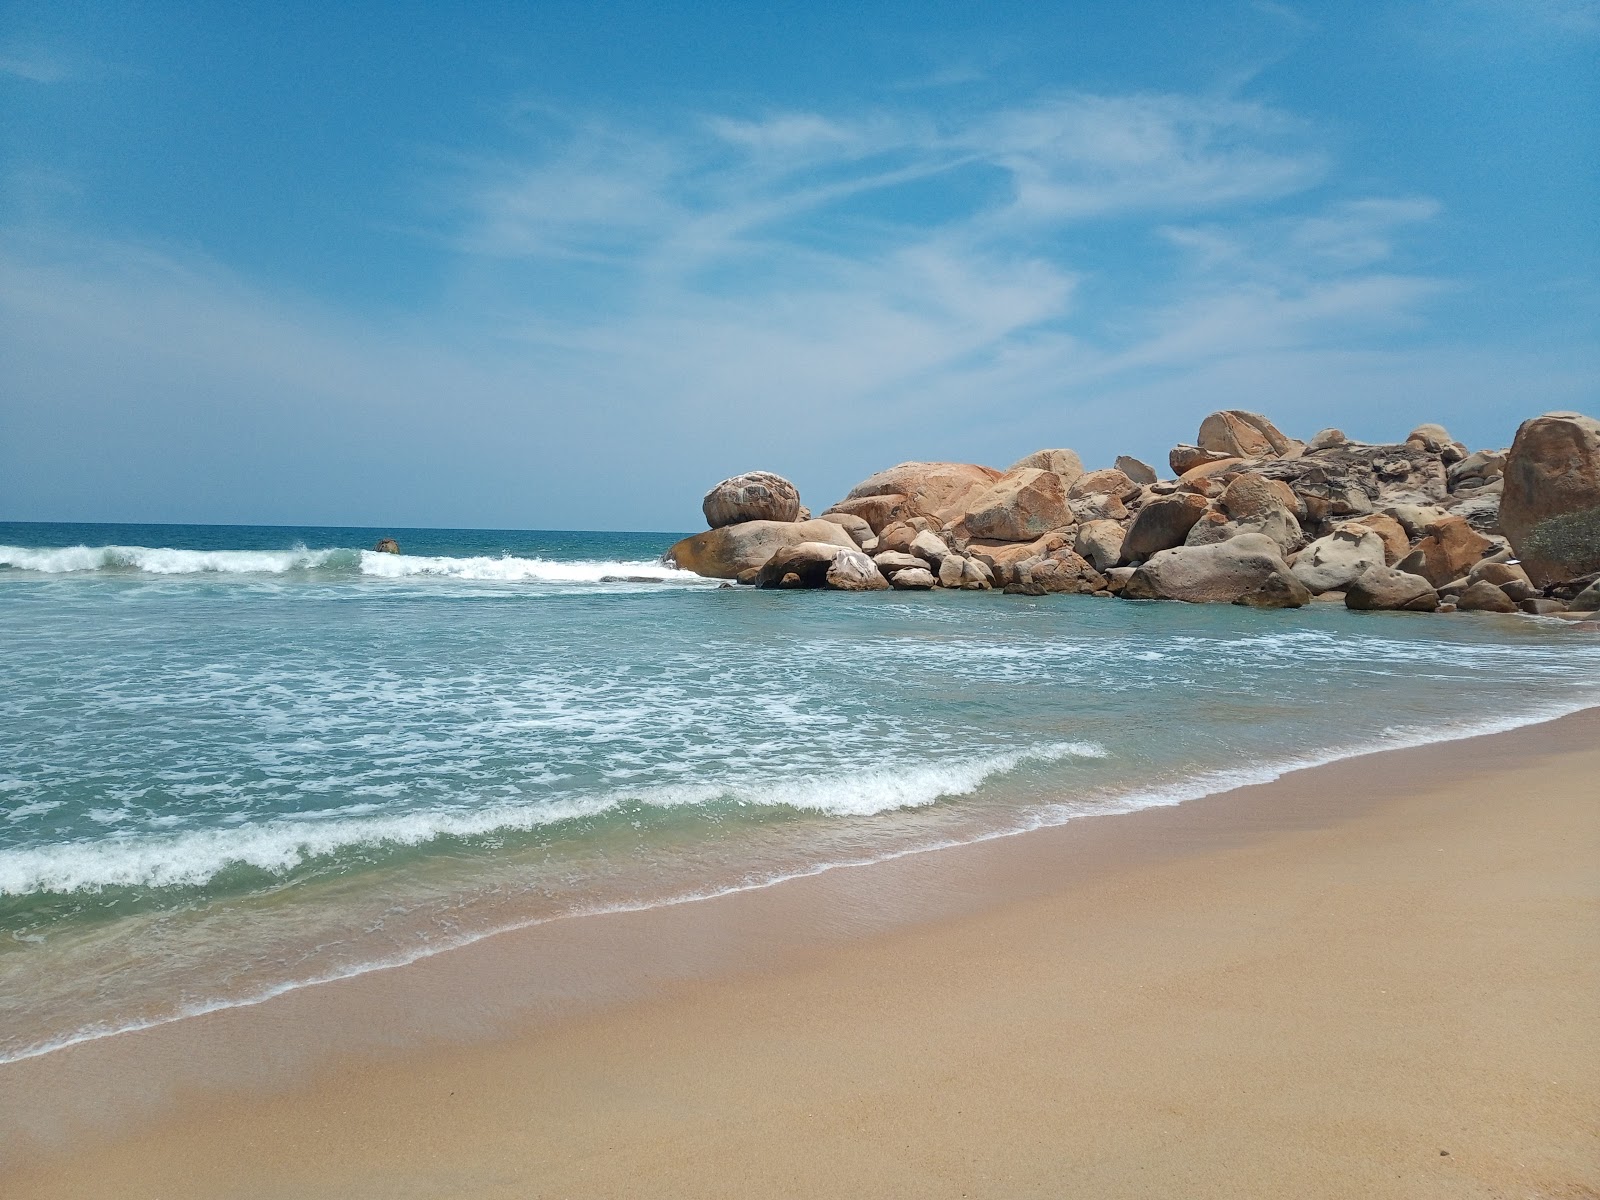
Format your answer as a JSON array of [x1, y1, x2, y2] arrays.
[[3, 706, 1597, 1196], [4, 686, 1595, 1073]]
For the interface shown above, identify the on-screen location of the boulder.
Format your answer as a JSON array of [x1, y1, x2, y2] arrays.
[[1007, 449, 1086, 490], [1307, 428, 1348, 452], [1119, 493, 1209, 564], [1455, 580, 1517, 614], [1197, 410, 1293, 459], [1021, 549, 1106, 595], [909, 529, 954, 565], [1115, 455, 1158, 486], [1498, 411, 1600, 586], [872, 550, 926, 577], [1216, 473, 1304, 553], [889, 566, 936, 590], [754, 543, 888, 591], [1466, 560, 1531, 591], [1068, 468, 1141, 502], [1121, 533, 1303, 605], [1447, 450, 1505, 491], [825, 548, 891, 591], [961, 467, 1073, 542], [1344, 567, 1439, 613], [836, 462, 1002, 528], [1236, 571, 1313, 609], [1344, 514, 1410, 565], [1405, 423, 1453, 453], [754, 542, 850, 588], [1074, 520, 1127, 573], [1169, 445, 1237, 475], [1521, 597, 1568, 616], [823, 493, 912, 534], [702, 471, 803, 528], [1384, 504, 1451, 541], [666, 519, 857, 580], [373, 537, 400, 554], [816, 511, 875, 548], [1395, 516, 1494, 587], [1069, 492, 1130, 524], [938, 555, 966, 588], [1291, 526, 1388, 594]]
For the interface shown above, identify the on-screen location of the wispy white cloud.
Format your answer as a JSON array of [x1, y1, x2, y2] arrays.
[[0, 47, 72, 83], [6, 85, 1589, 526]]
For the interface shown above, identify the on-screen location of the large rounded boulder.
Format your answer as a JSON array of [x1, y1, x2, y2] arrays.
[[1499, 411, 1600, 585], [665, 519, 857, 580], [702, 471, 803, 528], [1121, 533, 1305, 606]]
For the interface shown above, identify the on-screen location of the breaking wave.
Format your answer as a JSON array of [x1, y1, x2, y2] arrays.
[[0, 743, 1106, 897], [0, 544, 701, 584]]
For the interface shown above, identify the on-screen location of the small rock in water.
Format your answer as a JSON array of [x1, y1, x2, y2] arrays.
[[373, 537, 400, 554]]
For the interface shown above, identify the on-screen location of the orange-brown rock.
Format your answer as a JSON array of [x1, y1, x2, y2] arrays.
[[1169, 445, 1237, 476], [823, 493, 912, 534], [1068, 468, 1141, 502], [1343, 514, 1410, 565], [666, 519, 857, 580], [1499, 411, 1600, 586], [962, 468, 1074, 542], [835, 462, 1001, 528], [1197, 410, 1293, 459], [1394, 515, 1494, 587]]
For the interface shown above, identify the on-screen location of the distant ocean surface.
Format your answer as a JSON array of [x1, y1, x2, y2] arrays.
[[3, 520, 1598, 1064]]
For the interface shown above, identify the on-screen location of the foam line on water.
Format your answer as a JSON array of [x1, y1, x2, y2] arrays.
[[0, 743, 1106, 896], [1, 695, 1595, 1068], [0, 543, 704, 584]]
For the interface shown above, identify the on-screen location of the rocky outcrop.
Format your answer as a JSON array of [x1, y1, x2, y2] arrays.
[[673, 406, 1595, 621], [703, 471, 803, 528], [1499, 412, 1600, 586], [1345, 567, 1438, 612], [961, 467, 1073, 542], [666, 519, 857, 580], [373, 538, 400, 554], [1122, 534, 1304, 606]]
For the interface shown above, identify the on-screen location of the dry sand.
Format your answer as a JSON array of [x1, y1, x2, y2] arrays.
[[3, 711, 1597, 1199]]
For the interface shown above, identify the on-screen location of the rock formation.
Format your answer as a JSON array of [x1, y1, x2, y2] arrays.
[[667, 409, 1597, 612]]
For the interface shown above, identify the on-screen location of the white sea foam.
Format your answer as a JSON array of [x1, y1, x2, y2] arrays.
[[0, 544, 344, 574], [0, 742, 1105, 896], [0, 543, 703, 584], [354, 550, 703, 584]]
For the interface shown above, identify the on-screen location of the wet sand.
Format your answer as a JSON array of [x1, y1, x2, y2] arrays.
[[3, 710, 1597, 1198]]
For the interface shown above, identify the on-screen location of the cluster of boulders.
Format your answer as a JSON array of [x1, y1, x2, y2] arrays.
[[664, 410, 1600, 621]]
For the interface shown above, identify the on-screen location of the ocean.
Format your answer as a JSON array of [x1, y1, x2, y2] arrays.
[[3, 520, 1597, 1065]]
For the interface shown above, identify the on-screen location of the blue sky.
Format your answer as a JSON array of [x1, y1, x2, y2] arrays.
[[2, 0, 1596, 531]]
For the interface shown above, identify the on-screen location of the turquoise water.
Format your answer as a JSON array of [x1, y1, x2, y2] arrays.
[[3, 521, 1598, 1063]]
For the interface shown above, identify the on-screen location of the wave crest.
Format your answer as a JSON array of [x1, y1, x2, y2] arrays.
[[0, 742, 1105, 896]]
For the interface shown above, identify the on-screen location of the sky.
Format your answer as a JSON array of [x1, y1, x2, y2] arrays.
[[2, 0, 1597, 531]]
